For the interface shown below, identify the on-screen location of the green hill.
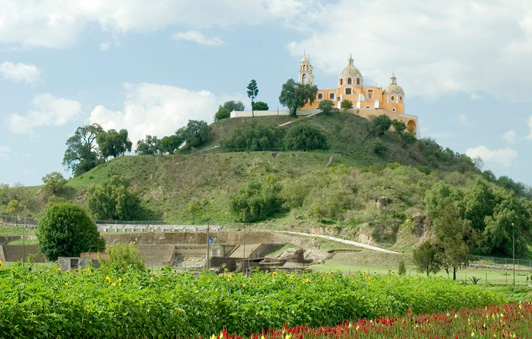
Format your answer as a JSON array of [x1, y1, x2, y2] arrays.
[[2, 113, 530, 253]]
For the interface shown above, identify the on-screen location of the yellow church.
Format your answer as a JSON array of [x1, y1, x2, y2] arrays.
[[299, 54, 419, 136]]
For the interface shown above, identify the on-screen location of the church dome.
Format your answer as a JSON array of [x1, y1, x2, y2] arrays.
[[384, 74, 404, 96], [301, 53, 311, 64], [340, 55, 362, 79]]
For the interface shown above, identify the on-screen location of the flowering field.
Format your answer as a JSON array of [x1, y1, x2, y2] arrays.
[[0, 265, 503, 338], [213, 302, 532, 338]]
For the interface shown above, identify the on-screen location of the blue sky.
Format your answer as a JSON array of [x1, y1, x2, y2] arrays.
[[0, 0, 531, 187]]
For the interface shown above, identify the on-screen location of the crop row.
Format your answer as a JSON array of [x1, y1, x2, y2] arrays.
[[214, 301, 532, 338], [0, 265, 503, 338]]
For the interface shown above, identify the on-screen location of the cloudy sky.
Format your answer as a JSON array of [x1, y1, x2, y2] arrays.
[[0, 0, 531, 186]]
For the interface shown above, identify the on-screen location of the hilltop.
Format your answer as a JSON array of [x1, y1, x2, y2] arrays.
[[2, 113, 530, 252]]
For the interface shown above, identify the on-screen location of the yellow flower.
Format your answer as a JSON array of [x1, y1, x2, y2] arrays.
[[272, 271, 277, 276], [105, 276, 111, 284], [112, 282, 116, 286], [0, 260, 3, 268], [150, 277, 154, 281], [65, 282, 68, 286], [227, 274, 232, 281], [57, 267, 62, 272], [118, 278, 123, 286]]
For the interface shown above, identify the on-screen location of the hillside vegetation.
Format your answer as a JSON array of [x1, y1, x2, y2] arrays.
[[1, 113, 530, 253]]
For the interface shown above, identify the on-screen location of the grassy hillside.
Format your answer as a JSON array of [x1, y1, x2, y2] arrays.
[[2, 113, 530, 253]]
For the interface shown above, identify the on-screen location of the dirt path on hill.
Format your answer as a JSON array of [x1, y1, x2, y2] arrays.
[[270, 230, 400, 254]]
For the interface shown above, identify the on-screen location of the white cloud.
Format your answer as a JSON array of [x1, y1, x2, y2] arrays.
[[503, 130, 517, 144], [100, 42, 110, 51], [172, 31, 223, 46], [89, 83, 220, 143], [287, 0, 532, 100], [527, 116, 532, 139], [0, 146, 11, 160], [8, 94, 82, 134], [457, 114, 472, 126], [0, 61, 41, 85], [465, 145, 517, 167], [470, 93, 482, 100], [0, 1, 315, 48]]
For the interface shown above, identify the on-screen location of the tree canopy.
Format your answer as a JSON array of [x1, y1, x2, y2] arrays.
[[37, 202, 105, 261], [88, 176, 140, 221], [42, 172, 67, 195], [180, 120, 211, 149], [252, 101, 269, 111], [279, 79, 318, 117], [340, 99, 353, 111], [247, 79, 259, 115], [283, 123, 328, 151], [63, 123, 104, 176], [318, 100, 334, 114], [97, 129, 132, 159], [215, 101, 245, 121], [136, 135, 160, 155]]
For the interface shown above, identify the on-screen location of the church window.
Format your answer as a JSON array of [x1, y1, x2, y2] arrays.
[[399, 96, 403, 102], [329, 93, 335, 100], [391, 95, 395, 101], [347, 78, 352, 85], [392, 108, 396, 112], [368, 90, 373, 99], [365, 105, 370, 109], [356, 78, 360, 85], [340, 78, 343, 85], [345, 88, 352, 95], [318, 93, 323, 100]]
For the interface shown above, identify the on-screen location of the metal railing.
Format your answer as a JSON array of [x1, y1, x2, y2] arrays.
[[471, 255, 532, 269]]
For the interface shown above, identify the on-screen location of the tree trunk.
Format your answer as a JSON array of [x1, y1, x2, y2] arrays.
[[453, 267, 457, 281]]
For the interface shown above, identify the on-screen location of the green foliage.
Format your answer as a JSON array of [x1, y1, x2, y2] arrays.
[[398, 259, 406, 275], [229, 177, 284, 222], [413, 241, 441, 276], [42, 172, 67, 194], [432, 199, 474, 280], [279, 79, 318, 117], [158, 134, 184, 154], [96, 129, 132, 159], [340, 99, 353, 111], [63, 123, 104, 176], [37, 202, 105, 261], [496, 175, 528, 198], [368, 115, 392, 137], [220, 123, 284, 151], [88, 176, 140, 221], [372, 140, 387, 155], [0, 268, 502, 338], [0, 183, 9, 204], [101, 243, 145, 273], [318, 100, 334, 114], [135, 135, 160, 155], [247, 79, 259, 114], [6, 200, 24, 215], [215, 101, 245, 121], [180, 120, 211, 149], [392, 120, 406, 134], [283, 123, 328, 151], [252, 101, 269, 111], [463, 180, 497, 231]]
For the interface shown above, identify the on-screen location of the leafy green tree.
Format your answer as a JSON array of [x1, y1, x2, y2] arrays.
[[413, 240, 441, 276], [220, 123, 284, 151], [101, 243, 145, 273], [432, 199, 474, 280], [229, 177, 284, 223], [136, 135, 160, 155], [340, 99, 353, 111], [392, 120, 406, 134], [424, 182, 463, 218], [496, 176, 527, 197], [462, 180, 497, 231], [252, 101, 269, 111], [37, 202, 105, 261], [318, 100, 334, 114], [88, 176, 140, 221], [283, 123, 328, 151], [0, 183, 9, 205], [372, 140, 387, 155], [398, 259, 406, 275], [42, 172, 67, 194], [181, 120, 211, 149], [480, 196, 530, 257], [247, 79, 259, 116], [279, 79, 318, 117], [158, 134, 185, 154], [214, 100, 245, 121], [96, 128, 132, 159], [63, 123, 104, 176], [367, 115, 392, 137], [6, 199, 24, 215]]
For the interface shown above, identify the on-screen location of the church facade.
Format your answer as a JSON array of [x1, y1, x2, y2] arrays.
[[299, 54, 419, 136]]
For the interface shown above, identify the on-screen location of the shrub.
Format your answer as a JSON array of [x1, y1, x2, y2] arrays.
[[101, 243, 145, 273], [88, 176, 140, 221], [229, 177, 283, 222], [252, 101, 269, 111], [42, 172, 67, 194], [398, 259, 406, 275], [221, 123, 284, 151], [37, 202, 105, 261], [283, 123, 328, 151], [340, 99, 353, 111], [318, 100, 334, 114]]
